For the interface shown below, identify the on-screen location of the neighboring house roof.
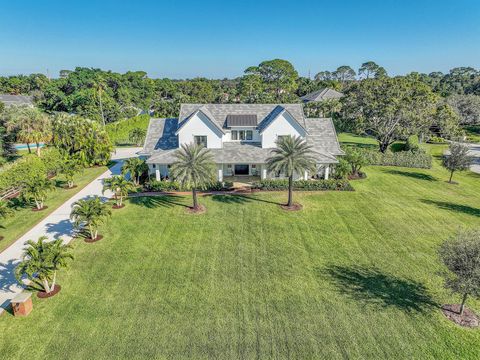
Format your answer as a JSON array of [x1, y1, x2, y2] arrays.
[[178, 104, 307, 132], [0, 94, 34, 107], [300, 88, 344, 102], [225, 114, 257, 127], [141, 115, 343, 164]]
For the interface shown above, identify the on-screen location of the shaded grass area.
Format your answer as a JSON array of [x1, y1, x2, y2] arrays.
[[1, 146, 480, 358], [0, 166, 107, 252]]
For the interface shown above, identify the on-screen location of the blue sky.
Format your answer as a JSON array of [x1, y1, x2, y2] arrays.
[[0, 0, 479, 78]]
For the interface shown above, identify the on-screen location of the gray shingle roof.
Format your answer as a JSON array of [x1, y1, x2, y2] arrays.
[[141, 112, 343, 164], [300, 88, 344, 102], [0, 94, 34, 107], [178, 104, 306, 132]]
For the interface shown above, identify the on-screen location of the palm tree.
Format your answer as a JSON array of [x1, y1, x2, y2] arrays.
[[0, 199, 13, 220], [21, 176, 55, 210], [266, 136, 316, 208], [102, 175, 136, 208], [121, 158, 148, 185], [170, 143, 215, 210], [15, 236, 73, 294], [129, 128, 147, 146], [6, 107, 51, 156], [59, 155, 83, 188], [70, 197, 111, 240]]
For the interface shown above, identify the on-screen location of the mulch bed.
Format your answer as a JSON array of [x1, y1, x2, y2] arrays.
[[185, 205, 206, 214], [348, 172, 367, 180], [112, 204, 126, 209], [63, 185, 78, 189], [0, 236, 4, 241], [446, 181, 459, 185], [84, 235, 104, 243], [37, 285, 61, 299], [280, 203, 303, 211], [441, 304, 479, 328], [32, 206, 48, 212]]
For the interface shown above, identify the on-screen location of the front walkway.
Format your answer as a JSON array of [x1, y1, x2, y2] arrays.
[[0, 147, 141, 314]]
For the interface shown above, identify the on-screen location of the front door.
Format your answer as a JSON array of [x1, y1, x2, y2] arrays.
[[234, 164, 249, 175]]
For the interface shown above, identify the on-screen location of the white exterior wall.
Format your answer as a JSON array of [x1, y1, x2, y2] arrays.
[[177, 112, 223, 148], [222, 128, 261, 142], [261, 111, 307, 148]]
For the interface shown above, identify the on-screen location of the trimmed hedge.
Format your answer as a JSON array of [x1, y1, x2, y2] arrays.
[[363, 149, 432, 169], [251, 179, 354, 191], [144, 180, 234, 192]]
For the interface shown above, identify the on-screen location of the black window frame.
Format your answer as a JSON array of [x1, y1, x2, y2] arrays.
[[194, 135, 208, 147]]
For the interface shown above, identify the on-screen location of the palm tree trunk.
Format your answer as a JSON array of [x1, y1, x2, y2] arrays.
[[51, 271, 57, 290], [192, 188, 198, 209], [42, 278, 51, 293], [449, 170, 454, 183], [36, 142, 41, 156], [89, 224, 95, 240], [119, 194, 123, 206], [287, 175, 293, 207], [26, 143, 31, 154], [98, 89, 105, 127], [460, 293, 468, 315]]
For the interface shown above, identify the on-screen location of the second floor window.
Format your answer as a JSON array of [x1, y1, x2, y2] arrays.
[[231, 130, 253, 141], [194, 136, 207, 147]]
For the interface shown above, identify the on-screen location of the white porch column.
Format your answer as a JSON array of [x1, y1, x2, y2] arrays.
[[324, 165, 330, 180], [155, 168, 160, 181], [304, 170, 308, 180], [218, 167, 223, 182], [261, 166, 267, 180]]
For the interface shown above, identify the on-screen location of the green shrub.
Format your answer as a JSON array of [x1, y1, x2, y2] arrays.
[[405, 135, 419, 152], [251, 179, 354, 191], [332, 158, 350, 179], [145, 180, 181, 192], [363, 149, 432, 169], [106, 114, 150, 146], [428, 136, 447, 144], [144, 180, 234, 192]]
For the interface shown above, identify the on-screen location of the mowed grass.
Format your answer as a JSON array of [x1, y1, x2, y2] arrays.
[[0, 166, 107, 252], [1, 146, 480, 358]]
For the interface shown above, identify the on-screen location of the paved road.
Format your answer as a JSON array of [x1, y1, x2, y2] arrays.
[[468, 143, 480, 174], [0, 148, 141, 314]]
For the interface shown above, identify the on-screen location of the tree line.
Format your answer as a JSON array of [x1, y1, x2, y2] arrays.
[[0, 60, 479, 124]]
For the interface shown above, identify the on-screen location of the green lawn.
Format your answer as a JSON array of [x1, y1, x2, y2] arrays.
[[1, 145, 480, 358], [0, 166, 107, 252]]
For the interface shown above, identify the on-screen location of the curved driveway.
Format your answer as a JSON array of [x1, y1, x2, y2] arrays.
[[0, 148, 141, 314]]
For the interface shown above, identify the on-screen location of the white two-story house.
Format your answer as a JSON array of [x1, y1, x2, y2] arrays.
[[140, 104, 344, 181]]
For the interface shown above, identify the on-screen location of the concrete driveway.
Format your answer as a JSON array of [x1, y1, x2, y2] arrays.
[[0, 148, 141, 314], [468, 143, 480, 174]]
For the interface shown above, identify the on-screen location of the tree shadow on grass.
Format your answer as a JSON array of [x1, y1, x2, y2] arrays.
[[207, 194, 253, 205], [340, 141, 377, 149], [383, 169, 437, 181], [421, 199, 480, 217], [130, 195, 188, 208], [323, 265, 437, 313]]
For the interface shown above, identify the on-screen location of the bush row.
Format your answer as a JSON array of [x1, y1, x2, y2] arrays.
[[0, 147, 63, 193], [144, 180, 234, 192], [251, 179, 354, 191], [363, 149, 432, 169]]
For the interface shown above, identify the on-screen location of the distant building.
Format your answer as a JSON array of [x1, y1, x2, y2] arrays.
[[0, 94, 34, 107], [300, 88, 344, 103]]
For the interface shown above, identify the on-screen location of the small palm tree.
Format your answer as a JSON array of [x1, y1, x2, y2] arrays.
[[266, 136, 316, 208], [22, 176, 55, 210], [121, 158, 148, 185], [170, 143, 215, 210], [129, 128, 147, 146], [59, 155, 83, 188], [70, 197, 111, 240], [0, 199, 13, 220], [103, 175, 136, 207], [15, 236, 73, 294]]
